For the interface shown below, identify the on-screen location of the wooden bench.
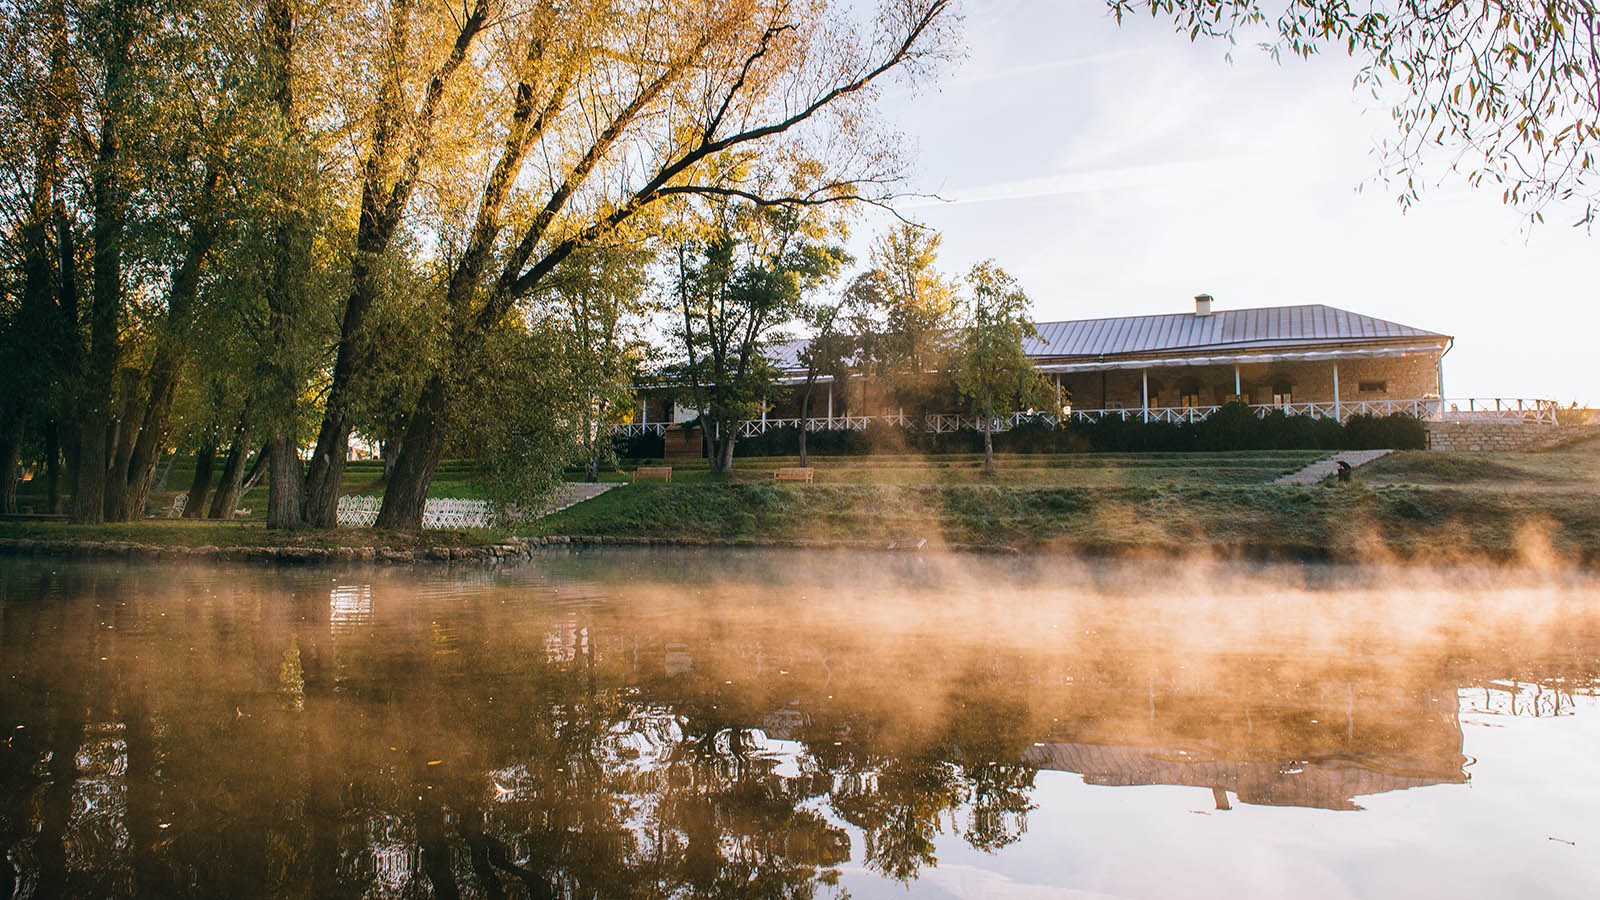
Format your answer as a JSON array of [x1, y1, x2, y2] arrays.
[[632, 466, 672, 483], [773, 467, 814, 483]]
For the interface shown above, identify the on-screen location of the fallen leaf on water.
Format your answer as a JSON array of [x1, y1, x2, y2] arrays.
[[426, 760, 443, 766]]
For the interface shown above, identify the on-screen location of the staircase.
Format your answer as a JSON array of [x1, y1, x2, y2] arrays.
[[539, 482, 618, 517], [1273, 449, 1394, 486]]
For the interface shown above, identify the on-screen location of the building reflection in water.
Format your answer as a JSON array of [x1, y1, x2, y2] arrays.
[[0, 553, 1595, 899]]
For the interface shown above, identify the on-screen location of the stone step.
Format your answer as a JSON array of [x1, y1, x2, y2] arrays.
[[1273, 449, 1394, 486], [537, 482, 618, 517]]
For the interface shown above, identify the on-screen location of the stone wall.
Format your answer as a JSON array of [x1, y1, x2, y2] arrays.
[[1424, 422, 1565, 451]]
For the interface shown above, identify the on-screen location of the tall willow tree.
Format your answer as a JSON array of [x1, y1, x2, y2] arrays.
[[0, 0, 260, 522], [300, 0, 496, 528], [370, 0, 958, 528]]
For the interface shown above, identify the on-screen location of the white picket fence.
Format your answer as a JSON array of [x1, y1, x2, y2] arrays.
[[336, 495, 496, 529]]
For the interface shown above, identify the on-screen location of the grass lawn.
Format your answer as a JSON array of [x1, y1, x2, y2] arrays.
[[8, 446, 1597, 566], [533, 446, 1600, 564], [1355, 448, 1600, 492], [609, 450, 1328, 487]]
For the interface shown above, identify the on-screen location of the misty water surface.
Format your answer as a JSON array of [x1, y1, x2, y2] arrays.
[[1, 550, 1597, 899]]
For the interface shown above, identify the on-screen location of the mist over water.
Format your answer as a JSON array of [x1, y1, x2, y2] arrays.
[[1, 551, 1597, 899]]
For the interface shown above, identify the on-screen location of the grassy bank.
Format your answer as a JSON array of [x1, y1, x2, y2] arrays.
[[528, 480, 1600, 564], [6, 449, 1597, 566], [0, 518, 512, 550], [530, 447, 1600, 564]]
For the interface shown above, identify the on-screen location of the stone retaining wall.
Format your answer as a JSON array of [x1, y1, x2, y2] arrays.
[[1424, 422, 1569, 451]]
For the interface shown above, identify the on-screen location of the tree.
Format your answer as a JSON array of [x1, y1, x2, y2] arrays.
[[794, 270, 877, 466], [371, 0, 957, 528], [300, 0, 496, 528], [540, 244, 656, 482], [1112, 0, 1600, 225], [953, 261, 1049, 477], [455, 320, 589, 517], [859, 224, 960, 424], [670, 203, 847, 473]]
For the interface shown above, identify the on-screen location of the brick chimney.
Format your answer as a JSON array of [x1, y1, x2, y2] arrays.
[[1194, 293, 1213, 317]]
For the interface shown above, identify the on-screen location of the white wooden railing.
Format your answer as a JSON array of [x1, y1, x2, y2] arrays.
[[606, 397, 1558, 438]]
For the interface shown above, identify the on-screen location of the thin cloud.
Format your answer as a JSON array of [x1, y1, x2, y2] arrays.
[[898, 156, 1260, 208], [948, 47, 1160, 88]]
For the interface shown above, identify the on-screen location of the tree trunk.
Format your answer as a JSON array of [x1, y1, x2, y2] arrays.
[[182, 440, 216, 518], [374, 376, 449, 530], [110, 181, 223, 522], [240, 441, 268, 493], [302, 277, 368, 526], [303, 0, 489, 529], [266, 434, 304, 530], [152, 450, 176, 491], [74, 6, 134, 524], [798, 388, 812, 467], [302, 183, 387, 530], [262, 0, 307, 531], [380, 438, 398, 483], [44, 418, 61, 514], [72, 419, 108, 523], [207, 425, 252, 519], [105, 366, 144, 520], [982, 425, 996, 477], [303, 410, 352, 527], [0, 416, 21, 514]]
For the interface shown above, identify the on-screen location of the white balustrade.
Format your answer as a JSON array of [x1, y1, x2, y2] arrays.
[[602, 396, 1558, 438], [335, 494, 496, 529]]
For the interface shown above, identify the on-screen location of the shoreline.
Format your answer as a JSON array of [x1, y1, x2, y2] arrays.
[[2, 532, 1591, 570]]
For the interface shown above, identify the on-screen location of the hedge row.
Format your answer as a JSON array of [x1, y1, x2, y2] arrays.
[[616, 404, 1428, 459]]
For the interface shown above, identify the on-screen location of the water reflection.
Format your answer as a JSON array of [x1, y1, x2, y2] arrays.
[[1, 552, 1597, 899]]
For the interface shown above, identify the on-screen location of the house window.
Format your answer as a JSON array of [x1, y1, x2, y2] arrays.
[[1359, 380, 1387, 393], [1177, 378, 1202, 409], [1272, 380, 1293, 406]]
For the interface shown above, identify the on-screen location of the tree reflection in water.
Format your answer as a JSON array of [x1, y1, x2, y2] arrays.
[[0, 552, 1596, 899]]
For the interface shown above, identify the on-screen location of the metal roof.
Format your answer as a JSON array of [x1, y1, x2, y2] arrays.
[[766, 303, 1446, 372], [1024, 304, 1447, 360]]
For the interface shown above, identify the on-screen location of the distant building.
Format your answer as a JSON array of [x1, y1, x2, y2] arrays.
[[624, 297, 1546, 438]]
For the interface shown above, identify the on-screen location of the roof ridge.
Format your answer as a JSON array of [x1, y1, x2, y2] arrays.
[[1033, 302, 1342, 329]]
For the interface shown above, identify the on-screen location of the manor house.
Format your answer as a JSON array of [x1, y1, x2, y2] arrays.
[[633, 295, 1455, 432]]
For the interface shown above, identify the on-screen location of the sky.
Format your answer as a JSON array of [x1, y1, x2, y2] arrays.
[[854, 1, 1597, 407]]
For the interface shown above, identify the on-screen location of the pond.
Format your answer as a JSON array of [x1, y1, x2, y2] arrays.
[[1, 550, 1597, 899]]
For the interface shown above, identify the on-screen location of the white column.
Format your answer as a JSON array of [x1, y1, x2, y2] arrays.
[[1234, 365, 1242, 400], [826, 381, 833, 428], [640, 395, 648, 426], [1141, 369, 1149, 422], [1054, 376, 1062, 413], [1436, 358, 1445, 398], [760, 396, 767, 427], [1332, 362, 1341, 420]]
